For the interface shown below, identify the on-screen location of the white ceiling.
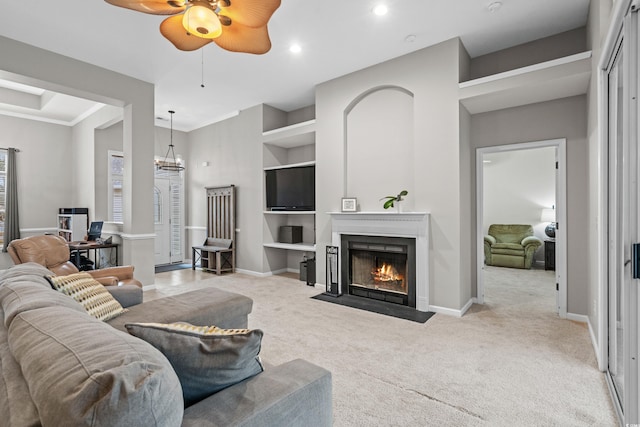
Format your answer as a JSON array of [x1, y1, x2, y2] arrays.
[[0, 0, 590, 132]]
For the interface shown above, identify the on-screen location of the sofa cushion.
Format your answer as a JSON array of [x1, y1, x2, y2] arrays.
[[0, 262, 54, 287], [126, 321, 264, 406], [107, 287, 253, 332], [490, 243, 525, 256], [488, 224, 533, 244], [8, 235, 73, 270], [7, 306, 184, 427], [0, 275, 87, 328], [0, 308, 40, 427], [46, 272, 127, 321]]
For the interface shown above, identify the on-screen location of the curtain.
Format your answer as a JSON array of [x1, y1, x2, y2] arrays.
[[2, 148, 19, 252]]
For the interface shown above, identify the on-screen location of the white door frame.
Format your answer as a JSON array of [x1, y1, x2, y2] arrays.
[[153, 162, 185, 266], [476, 139, 568, 317], [598, 0, 640, 421]]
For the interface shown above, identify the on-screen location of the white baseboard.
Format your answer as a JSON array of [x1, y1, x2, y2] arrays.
[[566, 312, 589, 323], [234, 268, 298, 277], [587, 317, 604, 371], [460, 298, 474, 316], [234, 268, 273, 277], [429, 298, 474, 317]]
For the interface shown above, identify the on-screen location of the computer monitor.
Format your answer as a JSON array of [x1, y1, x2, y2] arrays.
[[87, 221, 103, 241]]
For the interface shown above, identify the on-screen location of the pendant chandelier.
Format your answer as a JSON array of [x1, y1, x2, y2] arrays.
[[158, 110, 184, 172]]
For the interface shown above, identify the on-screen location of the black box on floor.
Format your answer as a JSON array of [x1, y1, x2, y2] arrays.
[[278, 225, 303, 244], [300, 258, 316, 285]]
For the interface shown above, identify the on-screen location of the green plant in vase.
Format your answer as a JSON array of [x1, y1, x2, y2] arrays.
[[380, 190, 408, 210]]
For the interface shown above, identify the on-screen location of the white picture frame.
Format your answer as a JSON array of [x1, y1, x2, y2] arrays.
[[341, 197, 357, 212]]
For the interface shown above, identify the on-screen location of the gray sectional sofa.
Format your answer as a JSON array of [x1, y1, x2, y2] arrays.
[[0, 263, 332, 427]]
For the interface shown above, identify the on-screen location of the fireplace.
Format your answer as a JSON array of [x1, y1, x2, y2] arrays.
[[330, 212, 430, 312], [341, 235, 416, 307]]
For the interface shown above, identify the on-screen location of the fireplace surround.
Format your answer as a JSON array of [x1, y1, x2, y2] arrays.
[[330, 212, 430, 312]]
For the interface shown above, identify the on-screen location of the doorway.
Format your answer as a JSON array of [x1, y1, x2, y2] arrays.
[[154, 169, 184, 266], [476, 139, 567, 317]]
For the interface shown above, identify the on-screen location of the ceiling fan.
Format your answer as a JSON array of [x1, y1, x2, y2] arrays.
[[104, 0, 281, 53]]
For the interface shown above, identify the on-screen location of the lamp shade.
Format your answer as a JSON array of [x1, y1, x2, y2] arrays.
[[540, 208, 556, 223], [182, 4, 222, 39]]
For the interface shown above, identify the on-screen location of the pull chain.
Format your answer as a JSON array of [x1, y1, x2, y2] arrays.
[[201, 48, 205, 88]]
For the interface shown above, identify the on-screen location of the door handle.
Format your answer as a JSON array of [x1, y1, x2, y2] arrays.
[[634, 243, 640, 279]]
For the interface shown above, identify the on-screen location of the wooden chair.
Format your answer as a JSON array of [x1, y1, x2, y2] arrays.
[[192, 185, 235, 274]]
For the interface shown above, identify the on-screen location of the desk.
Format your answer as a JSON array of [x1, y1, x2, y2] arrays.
[[68, 241, 119, 270]]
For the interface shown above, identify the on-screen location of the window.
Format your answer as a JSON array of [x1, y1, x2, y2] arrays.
[[108, 151, 124, 223]]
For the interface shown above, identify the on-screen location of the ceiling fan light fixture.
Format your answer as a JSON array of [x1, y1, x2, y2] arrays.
[[104, 0, 281, 53], [182, 3, 222, 39]]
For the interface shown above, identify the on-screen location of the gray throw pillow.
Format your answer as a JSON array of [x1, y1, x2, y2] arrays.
[[125, 322, 264, 406]]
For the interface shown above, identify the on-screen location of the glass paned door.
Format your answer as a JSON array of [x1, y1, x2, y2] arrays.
[[606, 6, 640, 422], [154, 170, 184, 266], [607, 41, 625, 410]]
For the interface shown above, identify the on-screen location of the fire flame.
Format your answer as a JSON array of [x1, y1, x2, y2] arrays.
[[372, 263, 403, 282]]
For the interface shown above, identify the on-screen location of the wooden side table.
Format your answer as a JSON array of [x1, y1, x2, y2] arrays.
[[544, 240, 556, 271]]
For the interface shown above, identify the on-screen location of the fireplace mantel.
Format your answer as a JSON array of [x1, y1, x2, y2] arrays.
[[329, 212, 430, 312]]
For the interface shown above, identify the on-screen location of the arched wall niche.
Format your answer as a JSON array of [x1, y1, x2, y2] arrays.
[[343, 85, 415, 211]]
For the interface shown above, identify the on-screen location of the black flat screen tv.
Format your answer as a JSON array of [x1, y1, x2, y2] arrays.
[[265, 165, 315, 211]]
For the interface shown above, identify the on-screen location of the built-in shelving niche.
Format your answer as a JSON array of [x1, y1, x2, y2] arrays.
[[262, 114, 317, 275], [459, 51, 592, 114]]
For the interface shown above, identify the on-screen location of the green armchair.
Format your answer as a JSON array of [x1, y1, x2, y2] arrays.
[[484, 224, 542, 269]]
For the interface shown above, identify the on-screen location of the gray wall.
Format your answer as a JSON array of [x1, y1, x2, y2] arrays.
[[468, 27, 587, 80], [470, 95, 589, 315], [186, 106, 264, 273], [0, 35, 156, 285], [316, 38, 471, 311], [71, 105, 122, 217], [0, 115, 72, 254]]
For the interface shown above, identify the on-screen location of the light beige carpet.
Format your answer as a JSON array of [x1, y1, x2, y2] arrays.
[[148, 267, 617, 426]]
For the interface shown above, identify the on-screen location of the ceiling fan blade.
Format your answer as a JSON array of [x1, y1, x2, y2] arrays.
[[104, 0, 185, 15], [214, 22, 272, 54], [219, 0, 281, 28], [160, 15, 213, 51]]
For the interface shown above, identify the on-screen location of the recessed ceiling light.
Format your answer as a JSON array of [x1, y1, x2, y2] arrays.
[[289, 44, 302, 54], [404, 34, 416, 43], [373, 4, 388, 16], [487, 2, 502, 12]]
